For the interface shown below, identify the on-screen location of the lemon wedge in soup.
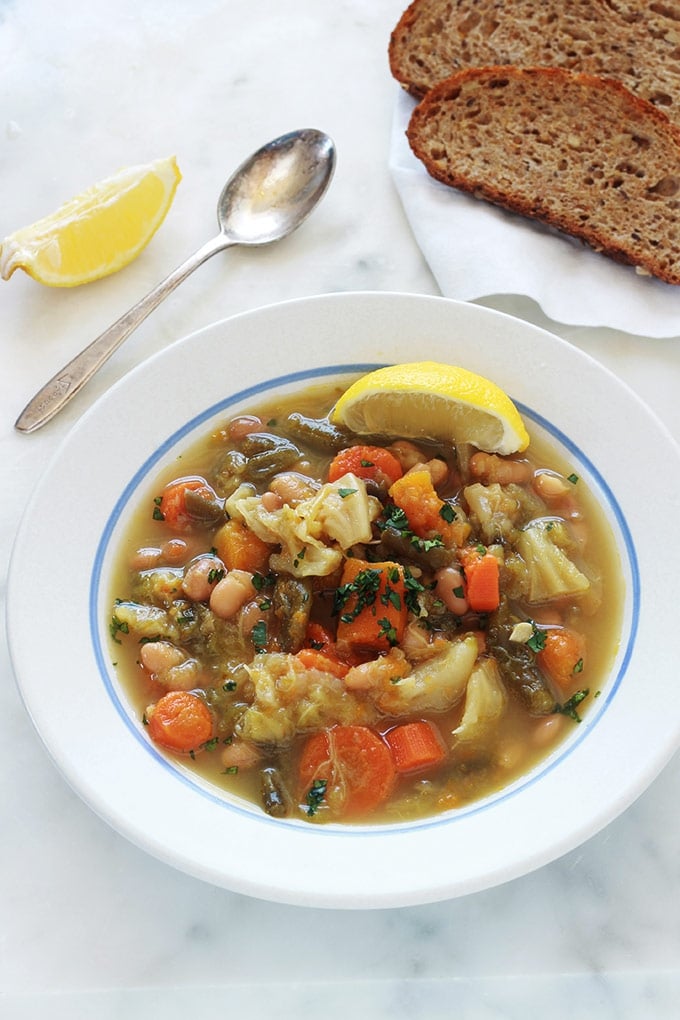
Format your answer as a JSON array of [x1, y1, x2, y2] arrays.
[[331, 361, 530, 455], [0, 155, 181, 287]]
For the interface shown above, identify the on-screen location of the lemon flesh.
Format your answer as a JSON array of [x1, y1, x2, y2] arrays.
[[0, 156, 181, 287], [331, 361, 530, 455]]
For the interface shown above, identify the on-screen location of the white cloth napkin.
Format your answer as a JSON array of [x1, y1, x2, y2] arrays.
[[389, 89, 680, 338]]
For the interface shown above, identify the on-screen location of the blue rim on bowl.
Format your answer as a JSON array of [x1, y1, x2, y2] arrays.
[[7, 293, 677, 907]]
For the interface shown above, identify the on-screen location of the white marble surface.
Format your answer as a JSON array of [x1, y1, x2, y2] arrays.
[[2, 2, 680, 1017]]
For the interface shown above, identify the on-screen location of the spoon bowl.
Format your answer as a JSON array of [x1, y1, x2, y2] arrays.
[[15, 128, 336, 433], [219, 129, 336, 245]]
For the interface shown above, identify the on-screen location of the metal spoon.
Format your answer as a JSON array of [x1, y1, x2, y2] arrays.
[[15, 128, 336, 433]]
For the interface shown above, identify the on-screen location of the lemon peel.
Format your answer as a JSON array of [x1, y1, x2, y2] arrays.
[[331, 361, 529, 455], [0, 156, 181, 287]]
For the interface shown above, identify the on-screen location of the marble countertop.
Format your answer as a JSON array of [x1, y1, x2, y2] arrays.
[[2, 2, 680, 1017]]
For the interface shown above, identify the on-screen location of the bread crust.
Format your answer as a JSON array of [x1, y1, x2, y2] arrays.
[[389, 0, 680, 115], [407, 66, 680, 284]]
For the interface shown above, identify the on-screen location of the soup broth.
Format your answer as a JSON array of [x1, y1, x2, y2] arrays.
[[109, 379, 623, 824]]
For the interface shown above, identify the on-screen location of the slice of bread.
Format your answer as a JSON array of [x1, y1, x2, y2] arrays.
[[406, 66, 680, 284], [389, 0, 680, 114]]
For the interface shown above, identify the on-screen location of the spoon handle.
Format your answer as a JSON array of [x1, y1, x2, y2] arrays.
[[15, 233, 232, 433]]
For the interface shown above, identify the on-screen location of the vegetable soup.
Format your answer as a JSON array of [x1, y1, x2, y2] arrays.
[[109, 378, 623, 824]]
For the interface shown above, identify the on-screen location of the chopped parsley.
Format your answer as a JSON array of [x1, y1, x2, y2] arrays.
[[360, 458, 374, 467], [555, 688, 590, 722], [439, 503, 457, 523], [381, 582, 402, 612], [567, 473, 579, 485], [377, 503, 444, 554], [208, 567, 225, 584], [222, 765, 239, 775], [251, 620, 267, 652], [403, 567, 426, 615], [222, 679, 238, 692], [333, 567, 382, 623], [377, 617, 398, 646], [526, 622, 547, 653], [252, 571, 275, 591], [152, 495, 165, 521], [109, 614, 129, 644], [338, 487, 358, 499], [573, 658, 584, 674], [306, 778, 327, 816]]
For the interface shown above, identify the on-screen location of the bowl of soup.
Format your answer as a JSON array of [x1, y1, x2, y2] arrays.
[[7, 292, 680, 908]]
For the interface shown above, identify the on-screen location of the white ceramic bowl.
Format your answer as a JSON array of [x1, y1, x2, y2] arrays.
[[8, 292, 680, 908]]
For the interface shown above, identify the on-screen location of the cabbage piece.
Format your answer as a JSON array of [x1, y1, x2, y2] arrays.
[[131, 568, 184, 608], [236, 652, 375, 746], [399, 619, 450, 662], [372, 633, 479, 715], [112, 600, 179, 642], [224, 475, 379, 578], [302, 472, 381, 549], [229, 497, 341, 577], [453, 657, 507, 743], [464, 481, 547, 544], [515, 520, 591, 603], [463, 482, 522, 544]]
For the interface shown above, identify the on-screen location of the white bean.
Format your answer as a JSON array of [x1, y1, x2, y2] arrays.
[[532, 714, 566, 748], [220, 740, 261, 771], [140, 640, 186, 675], [534, 470, 570, 501], [130, 547, 162, 571], [407, 458, 448, 488], [470, 451, 532, 485], [388, 440, 427, 471], [182, 556, 225, 602], [161, 538, 189, 564], [434, 566, 468, 615], [209, 570, 255, 619], [239, 599, 267, 635], [227, 414, 264, 440], [269, 471, 319, 506], [261, 490, 284, 512]]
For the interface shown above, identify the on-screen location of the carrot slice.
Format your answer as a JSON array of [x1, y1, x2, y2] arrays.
[[213, 518, 271, 573], [299, 725, 396, 818], [388, 469, 470, 546], [460, 548, 500, 613], [303, 621, 336, 653], [537, 628, 586, 690], [157, 476, 218, 533], [328, 445, 403, 485], [335, 558, 408, 654], [295, 647, 350, 679], [384, 720, 447, 774], [147, 690, 213, 752]]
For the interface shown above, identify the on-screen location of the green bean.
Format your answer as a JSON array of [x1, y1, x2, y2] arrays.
[[273, 576, 312, 652], [282, 413, 356, 452], [239, 433, 302, 481], [183, 486, 225, 524], [260, 767, 290, 817]]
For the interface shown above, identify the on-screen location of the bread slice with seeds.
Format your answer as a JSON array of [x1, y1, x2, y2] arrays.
[[389, 0, 680, 116], [406, 66, 680, 284]]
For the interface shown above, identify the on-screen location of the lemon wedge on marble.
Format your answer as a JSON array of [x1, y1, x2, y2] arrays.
[[0, 156, 181, 287], [331, 361, 529, 455]]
